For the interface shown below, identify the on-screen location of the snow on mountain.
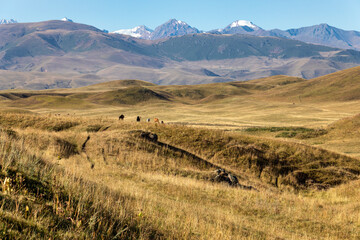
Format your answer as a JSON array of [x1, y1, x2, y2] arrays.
[[176, 20, 186, 25], [229, 20, 259, 29], [61, 17, 73, 22], [109, 18, 360, 50], [150, 19, 201, 40], [112, 25, 153, 39], [213, 20, 262, 34], [0, 19, 17, 24]]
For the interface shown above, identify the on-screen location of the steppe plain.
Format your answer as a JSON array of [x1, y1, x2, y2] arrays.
[[0, 66, 360, 239]]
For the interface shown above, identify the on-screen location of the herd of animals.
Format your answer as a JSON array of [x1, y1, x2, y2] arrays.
[[119, 114, 165, 124], [53, 113, 164, 123]]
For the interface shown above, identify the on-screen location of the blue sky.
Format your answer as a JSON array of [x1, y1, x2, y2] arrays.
[[1, 0, 359, 32]]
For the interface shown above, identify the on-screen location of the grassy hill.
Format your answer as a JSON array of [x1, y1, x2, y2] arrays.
[[89, 86, 170, 105], [267, 66, 360, 101], [1, 67, 360, 238], [0, 113, 359, 239], [328, 113, 360, 135], [0, 124, 162, 239], [295, 113, 360, 159], [80, 79, 156, 91], [1, 67, 360, 126]]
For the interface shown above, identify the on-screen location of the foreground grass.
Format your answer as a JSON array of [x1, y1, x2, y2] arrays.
[[0, 112, 359, 239], [0, 130, 163, 239]]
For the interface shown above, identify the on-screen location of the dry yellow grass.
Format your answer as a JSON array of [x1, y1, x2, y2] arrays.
[[1, 68, 360, 238], [0, 113, 358, 239]]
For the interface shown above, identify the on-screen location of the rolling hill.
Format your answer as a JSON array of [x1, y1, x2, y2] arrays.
[[0, 67, 359, 235], [0, 107, 359, 238], [1, 66, 360, 108], [267, 66, 360, 101]]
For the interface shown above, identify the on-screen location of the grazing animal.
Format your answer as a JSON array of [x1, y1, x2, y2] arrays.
[[119, 114, 125, 120], [136, 116, 141, 122], [147, 118, 151, 122], [154, 118, 160, 123]]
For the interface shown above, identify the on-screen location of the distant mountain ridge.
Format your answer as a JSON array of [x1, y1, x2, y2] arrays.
[[268, 24, 360, 51], [112, 19, 360, 50], [4, 17, 359, 50], [0, 20, 360, 89]]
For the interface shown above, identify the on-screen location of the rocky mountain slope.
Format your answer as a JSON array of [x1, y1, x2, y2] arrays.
[[149, 18, 201, 40]]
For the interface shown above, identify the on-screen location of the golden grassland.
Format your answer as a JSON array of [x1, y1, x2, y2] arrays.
[[2, 67, 360, 157], [0, 112, 359, 239], [0, 67, 360, 238]]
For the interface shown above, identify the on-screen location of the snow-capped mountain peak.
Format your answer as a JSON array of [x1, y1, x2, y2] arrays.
[[151, 19, 201, 39], [0, 19, 17, 24], [165, 19, 194, 27], [213, 19, 262, 34], [61, 17, 73, 22], [230, 20, 258, 29], [112, 25, 153, 39]]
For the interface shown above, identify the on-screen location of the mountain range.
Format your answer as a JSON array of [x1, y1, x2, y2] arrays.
[[113, 19, 360, 51], [0, 20, 359, 89]]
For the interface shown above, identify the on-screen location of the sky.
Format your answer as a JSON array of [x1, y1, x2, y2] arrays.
[[1, 0, 359, 32]]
